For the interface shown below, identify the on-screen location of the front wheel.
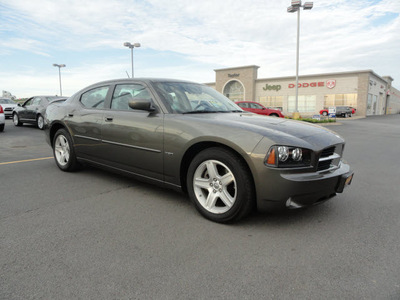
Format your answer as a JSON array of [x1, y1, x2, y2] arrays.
[[187, 147, 254, 223], [13, 113, 22, 126], [53, 128, 79, 171], [322, 111, 328, 116]]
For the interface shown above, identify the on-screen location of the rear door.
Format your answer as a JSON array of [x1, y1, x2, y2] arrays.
[[67, 85, 110, 160]]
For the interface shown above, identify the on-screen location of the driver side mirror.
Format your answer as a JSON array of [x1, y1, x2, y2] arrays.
[[128, 98, 156, 112]]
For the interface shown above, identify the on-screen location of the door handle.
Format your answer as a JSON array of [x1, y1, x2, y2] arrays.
[[105, 116, 113, 122], [68, 113, 74, 117]]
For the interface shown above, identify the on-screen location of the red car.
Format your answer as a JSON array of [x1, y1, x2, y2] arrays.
[[235, 101, 284, 117], [320, 107, 356, 116]]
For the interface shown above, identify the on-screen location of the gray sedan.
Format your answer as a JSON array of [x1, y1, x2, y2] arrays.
[[44, 78, 353, 223]]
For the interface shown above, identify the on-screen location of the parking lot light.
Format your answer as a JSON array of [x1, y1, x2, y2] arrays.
[[123, 42, 141, 78], [53, 64, 66, 96], [287, 1, 313, 119]]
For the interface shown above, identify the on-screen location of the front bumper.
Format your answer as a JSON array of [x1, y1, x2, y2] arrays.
[[255, 162, 354, 212]]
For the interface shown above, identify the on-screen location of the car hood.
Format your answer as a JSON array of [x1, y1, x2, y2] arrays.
[[180, 112, 344, 148]]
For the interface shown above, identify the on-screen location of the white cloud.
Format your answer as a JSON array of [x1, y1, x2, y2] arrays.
[[1, 0, 400, 97]]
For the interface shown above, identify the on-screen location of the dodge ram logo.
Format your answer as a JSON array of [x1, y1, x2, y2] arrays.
[[326, 79, 336, 89]]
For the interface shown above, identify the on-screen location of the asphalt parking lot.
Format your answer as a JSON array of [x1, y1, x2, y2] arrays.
[[1, 115, 400, 299]]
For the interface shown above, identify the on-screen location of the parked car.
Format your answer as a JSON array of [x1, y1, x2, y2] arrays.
[[0, 105, 5, 132], [235, 101, 284, 117], [320, 106, 356, 117], [13, 96, 67, 129], [0, 98, 18, 118], [45, 78, 353, 223]]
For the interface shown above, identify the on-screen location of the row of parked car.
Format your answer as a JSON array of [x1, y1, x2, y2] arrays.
[[0, 96, 67, 132]]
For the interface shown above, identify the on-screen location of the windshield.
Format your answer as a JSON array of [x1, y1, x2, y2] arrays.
[[153, 81, 243, 114], [0, 99, 15, 104]]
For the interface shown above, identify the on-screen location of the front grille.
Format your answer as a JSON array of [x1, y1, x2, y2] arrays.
[[317, 145, 343, 172], [321, 146, 335, 158], [4, 108, 13, 111]]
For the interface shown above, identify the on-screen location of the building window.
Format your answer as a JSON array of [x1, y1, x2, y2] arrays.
[[259, 96, 283, 111], [223, 80, 244, 101], [288, 95, 316, 113], [324, 93, 357, 108]]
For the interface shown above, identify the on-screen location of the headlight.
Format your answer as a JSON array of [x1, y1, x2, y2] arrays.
[[265, 146, 311, 168]]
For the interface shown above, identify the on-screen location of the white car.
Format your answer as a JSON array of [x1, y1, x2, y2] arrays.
[[0, 105, 5, 132], [0, 98, 18, 118]]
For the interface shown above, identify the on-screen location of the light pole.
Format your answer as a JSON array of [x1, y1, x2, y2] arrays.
[[53, 63, 66, 96], [123, 42, 141, 78], [287, 1, 313, 118]]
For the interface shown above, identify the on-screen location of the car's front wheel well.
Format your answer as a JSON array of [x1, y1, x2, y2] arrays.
[[180, 142, 255, 195]]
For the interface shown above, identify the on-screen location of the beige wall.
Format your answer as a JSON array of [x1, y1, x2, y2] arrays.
[[214, 65, 259, 101], [210, 66, 396, 117]]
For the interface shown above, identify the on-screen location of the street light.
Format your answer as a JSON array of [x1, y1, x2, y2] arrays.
[[287, 1, 313, 118], [123, 42, 141, 78], [52, 64, 66, 96]]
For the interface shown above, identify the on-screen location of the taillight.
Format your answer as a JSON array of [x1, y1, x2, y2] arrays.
[[0, 105, 3, 113]]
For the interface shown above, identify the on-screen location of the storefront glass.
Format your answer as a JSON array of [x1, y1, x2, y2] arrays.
[[259, 96, 284, 111], [324, 93, 357, 108], [223, 80, 244, 101], [288, 95, 316, 113]]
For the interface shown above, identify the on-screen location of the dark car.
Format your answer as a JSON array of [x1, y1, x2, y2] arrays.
[[45, 78, 353, 223], [320, 106, 355, 117], [13, 96, 67, 129], [235, 101, 284, 117], [335, 106, 353, 118]]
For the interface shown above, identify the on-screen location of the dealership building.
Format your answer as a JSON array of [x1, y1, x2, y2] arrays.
[[205, 65, 400, 117]]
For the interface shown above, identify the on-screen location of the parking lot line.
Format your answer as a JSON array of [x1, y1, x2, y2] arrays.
[[0, 157, 53, 165]]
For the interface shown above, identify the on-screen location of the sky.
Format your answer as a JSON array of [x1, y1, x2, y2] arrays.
[[1, 0, 400, 98]]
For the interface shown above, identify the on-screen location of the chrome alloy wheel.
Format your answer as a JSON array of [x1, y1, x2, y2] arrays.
[[193, 159, 237, 214], [54, 134, 70, 166], [37, 115, 44, 129], [13, 114, 19, 125]]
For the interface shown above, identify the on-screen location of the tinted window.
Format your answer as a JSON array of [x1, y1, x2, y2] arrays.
[[249, 103, 263, 109], [111, 84, 151, 111], [80, 86, 109, 109], [237, 103, 247, 108]]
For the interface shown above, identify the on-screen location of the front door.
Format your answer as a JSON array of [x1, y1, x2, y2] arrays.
[[100, 83, 164, 181]]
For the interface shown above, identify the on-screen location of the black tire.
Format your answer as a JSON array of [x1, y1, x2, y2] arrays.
[[187, 147, 254, 223], [13, 113, 22, 126], [53, 128, 80, 172], [269, 113, 279, 117], [322, 111, 328, 116], [0, 124, 4, 132], [37, 114, 45, 130]]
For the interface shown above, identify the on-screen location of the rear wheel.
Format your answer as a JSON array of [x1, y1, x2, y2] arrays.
[[53, 128, 79, 171], [0, 124, 4, 132], [37, 114, 45, 130], [13, 113, 22, 126], [322, 111, 328, 116], [187, 147, 254, 223]]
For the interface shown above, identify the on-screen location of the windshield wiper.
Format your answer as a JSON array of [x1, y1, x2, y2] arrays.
[[183, 110, 220, 114]]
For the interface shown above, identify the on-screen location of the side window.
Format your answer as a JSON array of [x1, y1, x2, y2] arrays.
[[238, 103, 247, 108], [32, 97, 42, 105], [111, 84, 151, 111], [24, 98, 33, 106], [80, 86, 109, 109], [250, 103, 262, 109]]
